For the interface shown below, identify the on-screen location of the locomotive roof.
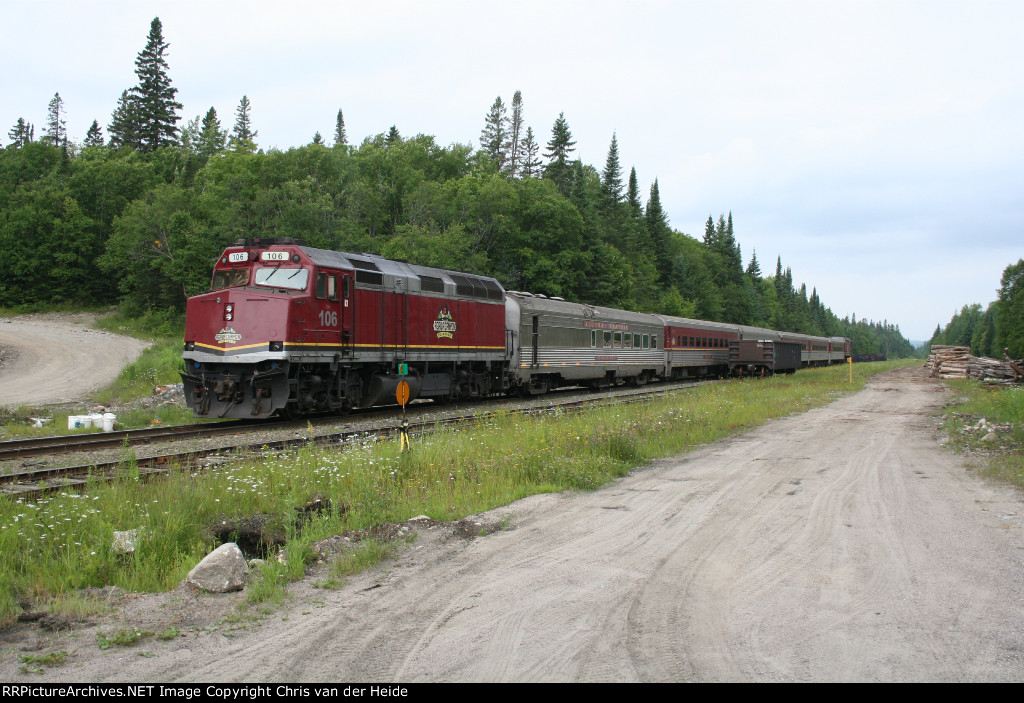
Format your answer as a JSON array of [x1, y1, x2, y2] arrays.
[[295, 247, 504, 301]]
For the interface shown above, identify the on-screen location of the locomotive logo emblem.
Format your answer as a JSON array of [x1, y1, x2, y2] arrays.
[[432, 307, 456, 339], [214, 327, 242, 344]]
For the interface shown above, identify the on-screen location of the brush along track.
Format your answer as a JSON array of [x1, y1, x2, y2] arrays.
[[0, 379, 714, 498]]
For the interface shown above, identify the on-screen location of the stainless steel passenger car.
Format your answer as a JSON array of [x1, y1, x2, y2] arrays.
[[505, 292, 664, 393]]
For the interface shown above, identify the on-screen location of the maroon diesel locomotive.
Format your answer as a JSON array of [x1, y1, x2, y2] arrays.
[[182, 238, 508, 418]]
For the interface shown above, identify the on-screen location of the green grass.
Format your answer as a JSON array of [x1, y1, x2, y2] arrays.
[[941, 379, 1024, 487], [0, 360, 915, 625]]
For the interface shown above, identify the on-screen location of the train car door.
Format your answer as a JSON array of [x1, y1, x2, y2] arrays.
[[314, 270, 343, 350]]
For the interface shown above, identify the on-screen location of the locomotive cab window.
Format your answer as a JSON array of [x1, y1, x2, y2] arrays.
[[211, 268, 249, 290], [315, 273, 339, 300], [254, 267, 309, 291]]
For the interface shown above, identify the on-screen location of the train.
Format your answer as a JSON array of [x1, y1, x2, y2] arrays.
[[181, 238, 852, 419]]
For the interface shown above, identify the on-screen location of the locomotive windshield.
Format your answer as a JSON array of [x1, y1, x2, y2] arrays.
[[211, 268, 249, 290], [254, 266, 309, 291]]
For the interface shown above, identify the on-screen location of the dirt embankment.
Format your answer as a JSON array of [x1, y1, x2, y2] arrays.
[[0, 313, 151, 409], [2, 365, 1022, 682]]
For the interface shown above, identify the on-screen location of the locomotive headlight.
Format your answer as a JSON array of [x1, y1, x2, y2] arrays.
[[225, 313, 233, 321], [225, 304, 234, 313]]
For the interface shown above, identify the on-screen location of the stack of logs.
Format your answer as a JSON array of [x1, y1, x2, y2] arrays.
[[928, 345, 1024, 383]]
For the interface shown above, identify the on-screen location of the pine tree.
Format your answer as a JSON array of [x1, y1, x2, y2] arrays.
[[312, 131, 324, 145], [84, 120, 105, 147], [645, 179, 671, 283], [626, 167, 643, 220], [108, 90, 141, 150], [229, 95, 258, 152], [703, 215, 715, 246], [600, 132, 623, 208], [385, 125, 401, 146], [480, 96, 508, 167], [519, 126, 542, 177], [503, 90, 524, 176], [746, 249, 762, 278], [543, 112, 576, 195], [198, 107, 227, 157], [130, 17, 182, 152], [43, 92, 67, 149], [334, 108, 347, 147], [8, 118, 34, 147]]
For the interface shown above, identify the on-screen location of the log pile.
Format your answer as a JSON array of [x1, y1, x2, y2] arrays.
[[928, 345, 1023, 383]]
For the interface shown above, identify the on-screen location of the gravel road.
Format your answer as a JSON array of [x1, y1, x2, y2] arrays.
[[0, 313, 150, 409], [4, 365, 1023, 682]]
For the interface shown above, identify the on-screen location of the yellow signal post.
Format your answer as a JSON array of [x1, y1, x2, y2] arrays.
[[396, 380, 411, 451], [848, 356, 853, 384]]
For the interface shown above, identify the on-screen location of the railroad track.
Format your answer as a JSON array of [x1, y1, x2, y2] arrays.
[[0, 379, 712, 498]]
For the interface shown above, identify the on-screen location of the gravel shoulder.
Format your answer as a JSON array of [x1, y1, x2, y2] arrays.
[[0, 313, 151, 409], [2, 366, 1023, 682]]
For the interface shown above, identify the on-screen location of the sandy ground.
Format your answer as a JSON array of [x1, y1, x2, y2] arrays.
[[2, 365, 1023, 682], [0, 313, 151, 409]]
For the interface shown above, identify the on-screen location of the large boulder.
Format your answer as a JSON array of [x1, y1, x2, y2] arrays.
[[186, 543, 249, 593]]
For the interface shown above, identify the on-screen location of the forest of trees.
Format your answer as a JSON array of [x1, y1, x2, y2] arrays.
[[927, 260, 1024, 359], [0, 17, 914, 357]]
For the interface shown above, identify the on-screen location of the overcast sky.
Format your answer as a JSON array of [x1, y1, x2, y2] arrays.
[[6, 0, 1022, 341]]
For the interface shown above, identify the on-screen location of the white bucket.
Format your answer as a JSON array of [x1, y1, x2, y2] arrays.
[[88, 413, 103, 428], [102, 413, 116, 432], [68, 415, 81, 430]]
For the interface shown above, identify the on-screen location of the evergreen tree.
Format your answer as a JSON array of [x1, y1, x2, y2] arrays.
[[130, 17, 182, 152], [84, 120, 105, 147], [108, 90, 141, 150], [519, 126, 542, 177], [334, 109, 347, 147], [543, 112, 576, 196], [42, 92, 67, 149], [385, 125, 401, 146], [480, 96, 508, 167], [600, 132, 623, 209], [703, 215, 715, 246], [312, 131, 324, 145], [996, 259, 1024, 357], [645, 179, 671, 283], [503, 90, 524, 176], [746, 249, 762, 278], [626, 167, 642, 220], [198, 107, 227, 157], [229, 95, 258, 152], [7, 118, 34, 147]]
